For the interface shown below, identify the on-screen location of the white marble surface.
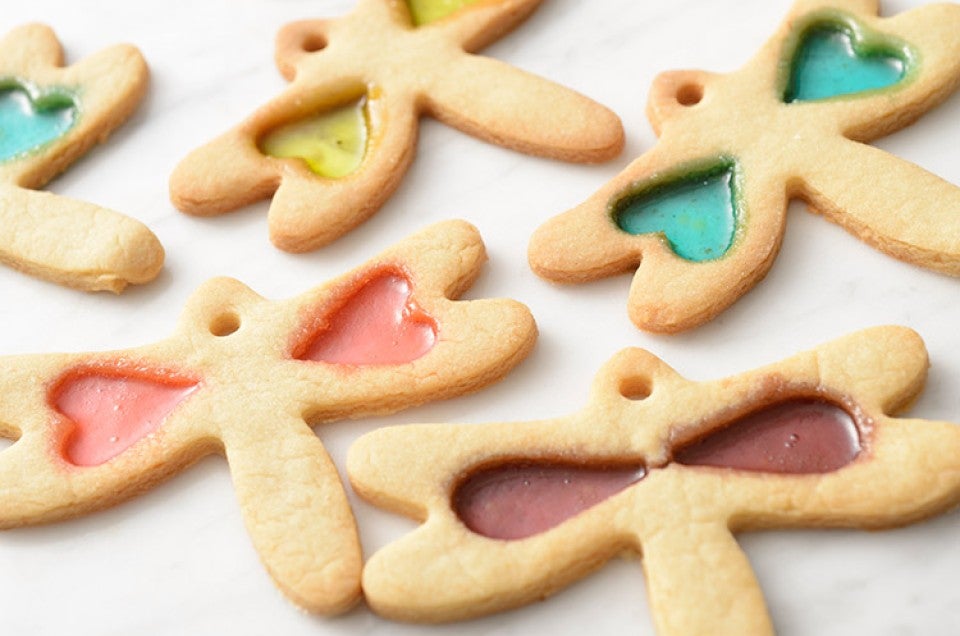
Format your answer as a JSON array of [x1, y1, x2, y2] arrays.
[[0, 0, 959, 633]]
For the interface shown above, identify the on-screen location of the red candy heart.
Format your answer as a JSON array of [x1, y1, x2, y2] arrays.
[[53, 372, 199, 467], [298, 270, 438, 365]]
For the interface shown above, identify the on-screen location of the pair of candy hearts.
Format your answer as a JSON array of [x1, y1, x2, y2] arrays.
[[54, 273, 436, 466], [616, 24, 907, 262], [457, 399, 861, 540]]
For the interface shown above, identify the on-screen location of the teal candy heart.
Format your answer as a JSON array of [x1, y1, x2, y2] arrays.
[[614, 164, 738, 262], [0, 84, 77, 162], [785, 22, 909, 102]]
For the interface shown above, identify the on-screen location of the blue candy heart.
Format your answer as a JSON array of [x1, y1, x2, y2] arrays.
[[785, 22, 908, 102], [614, 164, 738, 262], [0, 84, 77, 162]]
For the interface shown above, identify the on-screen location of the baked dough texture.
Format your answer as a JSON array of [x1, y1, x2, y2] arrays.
[[170, 0, 624, 253], [0, 24, 163, 292], [529, 0, 960, 333], [0, 220, 536, 615], [350, 326, 960, 635]]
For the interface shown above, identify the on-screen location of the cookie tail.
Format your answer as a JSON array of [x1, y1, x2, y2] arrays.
[[0, 186, 163, 292], [642, 523, 774, 636], [222, 416, 362, 615]]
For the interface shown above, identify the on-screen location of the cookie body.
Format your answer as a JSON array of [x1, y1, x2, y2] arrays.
[[0, 24, 163, 292], [529, 0, 960, 333], [350, 326, 960, 634], [0, 220, 536, 615], [170, 0, 624, 252]]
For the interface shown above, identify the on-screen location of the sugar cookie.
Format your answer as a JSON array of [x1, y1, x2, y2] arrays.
[[0, 220, 536, 615], [170, 0, 624, 252], [350, 326, 960, 635], [0, 23, 163, 292], [529, 0, 960, 333]]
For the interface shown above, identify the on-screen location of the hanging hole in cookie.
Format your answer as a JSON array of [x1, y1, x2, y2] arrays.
[[676, 83, 703, 106], [301, 33, 327, 53], [210, 311, 241, 337], [620, 376, 652, 400], [0, 430, 17, 453]]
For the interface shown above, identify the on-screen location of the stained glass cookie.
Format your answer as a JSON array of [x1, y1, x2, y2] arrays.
[[350, 326, 960, 635], [529, 0, 960, 333], [0, 220, 536, 615], [169, 0, 624, 252]]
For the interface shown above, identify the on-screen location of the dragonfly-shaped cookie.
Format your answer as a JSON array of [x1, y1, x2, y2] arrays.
[[0, 24, 163, 292], [170, 0, 624, 252], [529, 0, 960, 333], [0, 220, 536, 615], [350, 326, 960, 635]]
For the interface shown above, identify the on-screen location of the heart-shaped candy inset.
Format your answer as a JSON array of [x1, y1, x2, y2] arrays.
[[0, 84, 77, 162], [675, 398, 862, 474], [615, 164, 738, 262], [53, 371, 199, 467], [298, 269, 438, 365], [260, 98, 368, 179], [405, 0, 480, 26], [454, 462, 646, 540], [784, 22, 909, 102]]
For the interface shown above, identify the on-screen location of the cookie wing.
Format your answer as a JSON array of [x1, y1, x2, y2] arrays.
[[529, 143, 789, 333]]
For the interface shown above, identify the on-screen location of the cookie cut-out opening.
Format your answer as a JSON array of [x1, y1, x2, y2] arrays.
[[50, 365, 201, 467], [782, 16, 913, 103], [293, 266, 438, 366], [0, 431, 17, 453], [674, 397, 862, 474], [259, 95, 370, 179], [209, 311, 241, 337], [453, 460, 646, 540], [675, 83, 703, 106], [0, 79, 78, 163], [300, 33, 327, 53], [613, 158, 740, 262], [619, 376, 652, 400], [406, 0, 481, 26]]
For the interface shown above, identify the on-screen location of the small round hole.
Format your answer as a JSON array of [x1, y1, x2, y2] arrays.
[[210, 312, 241, 337], [301, 34, 327, 53], [0, 427, 19, 454], [620, 376, 652, 401], [676, 84, 703, 106]]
